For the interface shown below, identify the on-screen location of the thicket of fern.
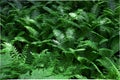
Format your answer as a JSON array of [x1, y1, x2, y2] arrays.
[[0, 0, 120, 79]]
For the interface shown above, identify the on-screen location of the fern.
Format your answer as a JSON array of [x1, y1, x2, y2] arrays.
[[1, 0, 119, 79], [97, 57, 120, 79]]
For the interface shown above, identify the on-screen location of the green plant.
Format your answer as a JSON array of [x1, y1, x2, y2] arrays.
[[0, 0, 119, 79]]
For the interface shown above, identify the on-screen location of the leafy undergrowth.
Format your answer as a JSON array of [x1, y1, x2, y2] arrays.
[[0, 0, 120, 79]]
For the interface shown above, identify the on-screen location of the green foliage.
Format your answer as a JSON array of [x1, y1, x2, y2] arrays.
[[0, 0, 119, 79]]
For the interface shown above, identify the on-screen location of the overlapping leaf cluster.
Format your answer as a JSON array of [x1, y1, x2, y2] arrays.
[[0, 0, 120, 79]]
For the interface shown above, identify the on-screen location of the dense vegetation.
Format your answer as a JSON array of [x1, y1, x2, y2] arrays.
[[0, 0, 120, 79]]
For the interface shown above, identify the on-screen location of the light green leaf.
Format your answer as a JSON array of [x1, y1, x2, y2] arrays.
[[24, 26, 38, 37], [66, 28, 75, 40], [53, 29, 65, 42], [14, 36, 28, 42], [82, 40, 98, 50], [69, 12, 77, 19], [77, 9, 88, 22], [77, 56, 88, 62], [0, 42, 14, 53]]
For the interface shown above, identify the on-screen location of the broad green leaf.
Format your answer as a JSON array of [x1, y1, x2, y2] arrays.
[[103, 9, 114, 16], [99, 39, 108, 45], [53, 29, 65, 42], [89, 31, 106, 42], [77, 56, 88, 62], [24, 26, 38, 37], [66, 28, 75, 40], [25, 16, 38, 25], [98, 48, 114, 57], [99, 18, 112, 25], [82, 40, 98, 50], [14, 36, 28, 43], [77, 9, 88, 22], [69, 12, 77, 19], [61, 18, 80, 28]]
